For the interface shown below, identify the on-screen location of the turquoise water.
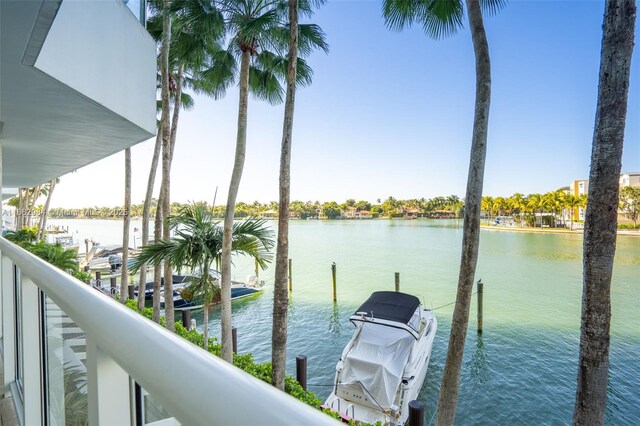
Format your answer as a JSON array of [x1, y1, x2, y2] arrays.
[[51, 219, 640, 424]]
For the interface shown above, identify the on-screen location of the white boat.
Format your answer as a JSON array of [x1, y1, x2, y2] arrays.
[[325, 291, 437, 426]]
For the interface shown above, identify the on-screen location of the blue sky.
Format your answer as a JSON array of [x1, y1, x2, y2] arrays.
[[52, 0, 639, 208]]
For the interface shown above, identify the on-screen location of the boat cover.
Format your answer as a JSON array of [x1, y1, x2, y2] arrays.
[[340, 322, 414, 409], [354, 291, 420, 325]]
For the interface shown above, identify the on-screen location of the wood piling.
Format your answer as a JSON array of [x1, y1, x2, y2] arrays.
[[477, 278, 484, 334], [232, 326, 238, 354], [110, 277, 117, 297], [296, 355, 307, 391], [182, 310, 191, 330], [408, 400, 424, 426], [331, 262, 337, 302], [95, 271, 101, 288]]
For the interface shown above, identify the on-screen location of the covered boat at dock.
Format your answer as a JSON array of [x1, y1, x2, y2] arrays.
[[325, 291, 437, 426]]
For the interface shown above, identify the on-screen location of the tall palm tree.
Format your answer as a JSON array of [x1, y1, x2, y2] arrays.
[[120, 148, 132, 304], [272, 0, 310, 391], [574, 1, 635, 424], [526, 193, 542, 227], [201, 0, 327, 363], [131, 205, 275, 347], [382, 0, 503, 423], [158, 0, 174, 331]]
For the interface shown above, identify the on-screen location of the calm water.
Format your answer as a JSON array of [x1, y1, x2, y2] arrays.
[[51, 219, 640, 424]]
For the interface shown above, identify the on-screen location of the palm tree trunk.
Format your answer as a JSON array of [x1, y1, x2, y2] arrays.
[[573, 1, 635, 424], [120, 148, 132, 303], [203, 304, 209, 351], [160, 0, 174, 332], [272, 0, 299, 391], [37, 179, 56, 240], [152, 202, 163, 323], [220, 49, 251, 363], [138, 131, 162, 310], [436, 1, 491, 424]]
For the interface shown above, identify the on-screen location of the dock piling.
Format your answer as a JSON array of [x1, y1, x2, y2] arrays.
[[110, 277, 117, 297], [296, 355, 307, 391], [288, 258, 293, 292], [95, 271, 101, 288], [408, 400, 424, 426], [477, 279, 484, 334], [331, 262, 337, 302], [182, 310, 191, 330], [232, 326, 238, 354], [395, 272, 400, 292], [128, 285, 134, 300]]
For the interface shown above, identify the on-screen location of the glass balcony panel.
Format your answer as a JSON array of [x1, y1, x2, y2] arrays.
[[44, 294, 88, 425], [140, 387, 180, 425]]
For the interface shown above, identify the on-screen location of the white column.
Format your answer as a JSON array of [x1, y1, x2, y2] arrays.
[[2, 255, 15, 388], [87, 336, 132, 425], [21, 275, 43, 425]]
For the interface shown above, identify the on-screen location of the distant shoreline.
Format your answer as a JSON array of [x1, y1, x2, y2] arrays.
[[480, 224, 640, 237]]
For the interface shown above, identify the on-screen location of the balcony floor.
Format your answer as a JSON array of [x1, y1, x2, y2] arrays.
[[0, 353, 18, 426]]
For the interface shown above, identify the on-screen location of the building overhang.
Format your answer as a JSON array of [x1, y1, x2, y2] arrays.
[[0, 0, 156, 188]]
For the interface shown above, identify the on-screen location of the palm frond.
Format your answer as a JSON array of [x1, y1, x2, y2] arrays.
[[195, 48, 238, 99], [480, 0, 506, 16], [248, 66, 284, 104], [382, 0, 465, 39]]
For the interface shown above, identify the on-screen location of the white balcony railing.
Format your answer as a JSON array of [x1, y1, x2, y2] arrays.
[[0, 237, 336, 425]]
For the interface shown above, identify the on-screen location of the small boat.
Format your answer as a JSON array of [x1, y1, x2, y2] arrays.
[[137, 271, 265, 310], [324, 291, 437, 426]]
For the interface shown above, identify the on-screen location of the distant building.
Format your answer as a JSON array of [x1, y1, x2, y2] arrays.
[[568, 179, 589, 221], [566, 172, 640, 223], [341, 206, 371, 219], [619, 172, 640, 188]]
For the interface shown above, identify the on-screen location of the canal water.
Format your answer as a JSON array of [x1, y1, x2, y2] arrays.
[[50, 218, 640, 424]]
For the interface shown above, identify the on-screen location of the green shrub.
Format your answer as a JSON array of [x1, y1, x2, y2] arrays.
[[124, 301, 377, 425]]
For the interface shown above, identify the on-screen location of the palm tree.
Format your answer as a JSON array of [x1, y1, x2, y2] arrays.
[[272, 0, 305, 392], [31, 242, 79, 272], [564, 194, 582, 230], [131, 205, 275, 348], [526, 193, 542, 227], [382, 0, 503, 423], [509, 193, 526, 227], [202, 0, 327, 363], [36, 178, 58, 240], [120, 148, 132, 304], [574, 1, 635, 424]]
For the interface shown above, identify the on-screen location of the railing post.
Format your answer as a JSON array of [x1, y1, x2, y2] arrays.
[[21, 276, 44, 425], [87, 337, 132, 425]]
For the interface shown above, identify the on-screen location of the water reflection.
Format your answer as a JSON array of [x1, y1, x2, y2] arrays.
[[328, 303, 342, 337], [470, 334, 489, 387]]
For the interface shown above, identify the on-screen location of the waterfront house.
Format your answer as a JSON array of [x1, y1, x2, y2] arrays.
[[0, 2, 333, 425]]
